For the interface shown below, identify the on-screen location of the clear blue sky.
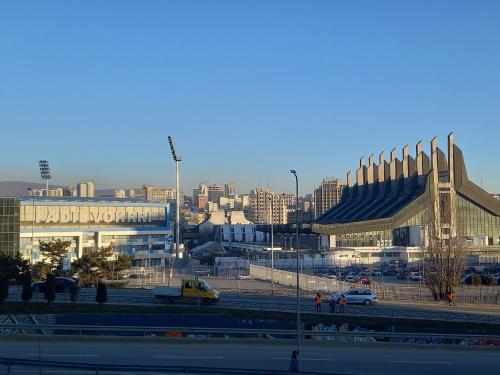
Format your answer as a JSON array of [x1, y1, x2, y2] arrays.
[[1, 1, 499, 195]]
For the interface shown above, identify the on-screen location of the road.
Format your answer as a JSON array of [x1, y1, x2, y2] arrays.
[[6, 286, 500, 323], [1, 337, 499, 374]]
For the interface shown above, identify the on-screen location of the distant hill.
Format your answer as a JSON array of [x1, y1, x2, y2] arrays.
[[0, 181, 114, 197]]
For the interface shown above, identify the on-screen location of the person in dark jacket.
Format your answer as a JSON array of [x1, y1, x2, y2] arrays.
[[289, 350, 299, 372]]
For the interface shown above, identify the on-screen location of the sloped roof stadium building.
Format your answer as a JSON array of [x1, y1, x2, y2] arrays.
[[313, 132, 500, 265]]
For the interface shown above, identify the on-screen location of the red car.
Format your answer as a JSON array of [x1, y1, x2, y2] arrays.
[[356, 275, 371, 285]]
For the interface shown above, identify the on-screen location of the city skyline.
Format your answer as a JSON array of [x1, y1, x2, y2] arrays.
[[1, 2, 500, 193]]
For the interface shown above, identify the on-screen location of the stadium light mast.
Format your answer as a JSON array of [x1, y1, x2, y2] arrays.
[[167, 136, 182, 260], [39, 160, 52, 196]]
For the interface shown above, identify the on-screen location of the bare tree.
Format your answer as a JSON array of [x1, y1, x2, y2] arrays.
[[421, 191, 467, 301]]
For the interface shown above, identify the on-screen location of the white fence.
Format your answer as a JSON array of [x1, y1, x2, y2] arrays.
[[250, 264, 347, 293]]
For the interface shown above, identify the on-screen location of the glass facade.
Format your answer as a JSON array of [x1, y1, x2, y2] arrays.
[[0, 198, 20, 256], [457, 195, 500, 244]]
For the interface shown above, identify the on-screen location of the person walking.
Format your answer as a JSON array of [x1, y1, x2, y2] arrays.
[[339, 294, 347, 313], [329, 296, 336, 313], [450, 290, 457, 306], [289, 350, 299, 372], [315, 292, 322, 312]]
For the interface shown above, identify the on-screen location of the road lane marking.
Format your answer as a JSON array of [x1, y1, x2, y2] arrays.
[[272, 357, 333, 361], [391, 361, 451, 364], [27, 354, 98, 357], [153, 355, 224, 359]]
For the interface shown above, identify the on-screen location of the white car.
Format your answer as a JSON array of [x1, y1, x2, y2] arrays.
[[332, 289, 378, 306]]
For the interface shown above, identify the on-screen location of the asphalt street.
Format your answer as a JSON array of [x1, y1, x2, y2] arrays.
[[1, 338, 499, 375], [6, 286, 500, 323]]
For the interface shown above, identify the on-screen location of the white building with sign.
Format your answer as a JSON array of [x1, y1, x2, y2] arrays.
[[19, 196, 172, 267]]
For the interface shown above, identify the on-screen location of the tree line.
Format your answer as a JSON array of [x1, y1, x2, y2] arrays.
[[0, 239, 132, 306]]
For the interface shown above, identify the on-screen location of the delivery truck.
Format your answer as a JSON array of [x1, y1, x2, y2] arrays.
[[152, 278, 219, 304]]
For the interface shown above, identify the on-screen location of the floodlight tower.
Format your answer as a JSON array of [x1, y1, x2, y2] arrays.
[[167, 136, 182, 260], [39, 160, 52, 196]]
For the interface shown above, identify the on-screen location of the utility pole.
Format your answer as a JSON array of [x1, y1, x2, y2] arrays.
[[290, 169, 300, 369]]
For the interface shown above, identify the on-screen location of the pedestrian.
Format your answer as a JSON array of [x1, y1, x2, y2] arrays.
[[315, 292, 322, 312], [329, 297, 336, 313], [450, 290, 457, 306], [339, 294, 347, 313], [289, 350, 299, 372], [446, 290, 454, 306]]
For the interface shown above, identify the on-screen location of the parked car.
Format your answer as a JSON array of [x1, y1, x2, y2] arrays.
[[332, 288, 378, 305], [345, 275, 357, 283], [32, 277, 79, 293], [383, 270, 397, 276], [371, 270, 382, 276], [326, 274, 337, 280], [410, 272, 422, 281], [396, 272, 409, 280]]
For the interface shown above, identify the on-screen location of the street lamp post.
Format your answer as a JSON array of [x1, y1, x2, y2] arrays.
[[26, 188, 35, 273], [269, 194, 275, 293], [290, 169, 300, 368]]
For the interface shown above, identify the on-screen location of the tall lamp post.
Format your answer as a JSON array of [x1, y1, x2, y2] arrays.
[[26, 188, 35, 273], [269, 193, 275, 293], [167, 136, 182, 261], [290, 169, 300, 367]]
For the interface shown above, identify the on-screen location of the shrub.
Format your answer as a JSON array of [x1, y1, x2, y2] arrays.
[[21, 272, 33, 303], [70, 282, 80, 303], [103, 280, 129, 288], [44, 274, 56, 304], [481, 274, 496, 286], [96, 282, 108, 306], [471, 275, 482, 286], [0, 276, 8, 303]]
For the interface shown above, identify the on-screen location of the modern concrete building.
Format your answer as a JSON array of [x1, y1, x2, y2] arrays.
[[14, 196, 172, 267], [314, 178, 345, 219], [313, 133, 500, 265]]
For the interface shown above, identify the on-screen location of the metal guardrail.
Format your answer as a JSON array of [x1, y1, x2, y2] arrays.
[[0, 357, 339, 375], [2, 324, 500, 341]]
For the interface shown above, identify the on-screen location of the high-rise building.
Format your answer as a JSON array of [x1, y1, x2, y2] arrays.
[[87, 181, 95, 197], [207, 184, 224, 204], [224, 182, 236, 198], [314, 178, 345, 219], [77, 181, 95, 198], [249, 188, 287, 224], [279, 193, 297, 208]]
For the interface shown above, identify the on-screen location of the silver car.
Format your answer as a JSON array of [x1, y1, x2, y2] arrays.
[[332, 288, 378, 306]]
